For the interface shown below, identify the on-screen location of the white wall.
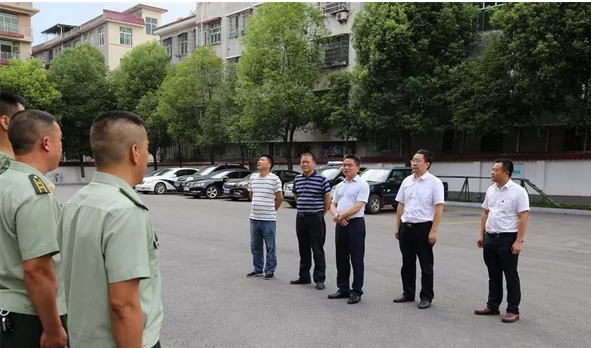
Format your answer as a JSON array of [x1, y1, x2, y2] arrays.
[[48, 160, 591, 199]]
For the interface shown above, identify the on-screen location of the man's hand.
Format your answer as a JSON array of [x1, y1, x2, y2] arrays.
[[511, 241, 523, 255], [395, 227, 400, 240], [428, 231, 437, 245], [332, 215, 340, 224], [476, 235, 484, 248], [338, 218, 349, 227], [40, 326, 68, 348]]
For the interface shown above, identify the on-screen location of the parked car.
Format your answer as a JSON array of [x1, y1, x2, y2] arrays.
[[226, 169, 300, 201], [174, 164, 246, 192], [135, 167, 200, 194], [360, 168, 449, 214], [283, 166, 366, 208], [184, 169, 252, 199]]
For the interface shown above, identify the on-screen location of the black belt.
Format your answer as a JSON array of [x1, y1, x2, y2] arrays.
[[403, 221, 432, 228], [486, 231, 517, 238], [348, 217, 363, 222], [297, 211, 322, 217]]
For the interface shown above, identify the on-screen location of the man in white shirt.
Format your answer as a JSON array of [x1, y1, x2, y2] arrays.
[[328, 154, 370, 304], [475, 158, 530, 323], [393, 149, 445, 310], [246, 155, 283, 280]]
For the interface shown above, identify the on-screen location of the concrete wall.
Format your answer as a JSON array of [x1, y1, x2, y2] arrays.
[[106, 20, 159, 69]]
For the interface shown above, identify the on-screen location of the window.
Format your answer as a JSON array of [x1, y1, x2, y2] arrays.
[[163, 37, 172, 57], [323, 34, 349, 68], [120, 27, 132, 46], [227, 14, 239, 38], [316, 2, 348, 15], [241, 10, 252, 35], [82, 34, 88, 42], [98, 27, 104, 46], [178, 33, 188, 55], [145, 17, 158, 35], [90, 31, 95, 46], [0, 40, 19, 61], [474, 2, 504, 31], [0, 12, 19, 33], [73, 39, 80, 47], [209, 20, 221, 44]]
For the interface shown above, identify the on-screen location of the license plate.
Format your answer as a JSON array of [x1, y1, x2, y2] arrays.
[[284, 191, 293, 198], [224, 189, 230, 194]]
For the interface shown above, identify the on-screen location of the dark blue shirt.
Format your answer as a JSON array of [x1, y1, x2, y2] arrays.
[[292, 171, 331, 213]]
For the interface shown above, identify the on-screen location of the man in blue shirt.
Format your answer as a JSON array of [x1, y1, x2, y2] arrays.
[[290, 152, 331, 290]]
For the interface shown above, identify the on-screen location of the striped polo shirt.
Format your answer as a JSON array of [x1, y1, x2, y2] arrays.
[[248, 172, 283, 221], [292, 170, 331, 213]]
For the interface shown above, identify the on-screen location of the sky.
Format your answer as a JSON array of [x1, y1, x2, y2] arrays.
[[30, 1, 197, 45]]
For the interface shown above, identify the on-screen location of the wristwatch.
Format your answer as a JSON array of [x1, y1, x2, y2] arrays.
[[337, 214, 341, 221]]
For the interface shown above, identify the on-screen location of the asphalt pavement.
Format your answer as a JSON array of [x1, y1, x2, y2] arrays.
[[54, 185, 591, 348]]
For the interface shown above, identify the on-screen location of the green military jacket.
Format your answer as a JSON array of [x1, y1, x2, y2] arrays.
[[0, 161, 66, 315], [58, 171, 163, 348], [0, 149, 13, 175]]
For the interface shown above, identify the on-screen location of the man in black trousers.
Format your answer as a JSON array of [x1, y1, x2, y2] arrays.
[[475, 158, 530, 323], [328, 154, 369, 304], [290, 152, 331, 290], [393, 149, 445, 310]]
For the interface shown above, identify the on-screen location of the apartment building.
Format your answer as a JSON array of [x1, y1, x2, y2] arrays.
[[0, 2, 39, 65], [32, 4, 167, 69], [152, 14, 197, 64]]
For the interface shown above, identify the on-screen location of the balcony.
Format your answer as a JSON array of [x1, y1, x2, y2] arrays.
[[0, 23, 33, 41], [0, 52, 20, 65]]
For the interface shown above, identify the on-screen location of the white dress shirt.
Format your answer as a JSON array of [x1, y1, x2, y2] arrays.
[[395, 172, 445, 223], [482, 179, 530, 233], [332, 175, 370, 219]]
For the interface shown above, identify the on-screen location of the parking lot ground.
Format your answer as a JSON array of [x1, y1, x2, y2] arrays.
[[55, 185, 591, 348]]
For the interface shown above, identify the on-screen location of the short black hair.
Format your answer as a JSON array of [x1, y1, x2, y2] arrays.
[[261, 154, 274, 168], [494, 158, 514, 177], [343, 154, 361, 167], [90, 111, 146, 167], [0, 91, 26, 118], [8, 110, 57, 155], [415, 149, 433, 168], [300, 152, 316, 161]]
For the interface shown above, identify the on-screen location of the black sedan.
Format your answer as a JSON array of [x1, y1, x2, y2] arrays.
[[184, 169, 252, 199]]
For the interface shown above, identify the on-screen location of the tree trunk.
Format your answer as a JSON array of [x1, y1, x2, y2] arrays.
[[210, 149, 214, 164], [79, 157, 85, 178], [177, 144, 183, 167], [151, 151, 158, 170], [403, 132, 413, 165], [240, 143, 245, 165], [285, 128, 296, 171]]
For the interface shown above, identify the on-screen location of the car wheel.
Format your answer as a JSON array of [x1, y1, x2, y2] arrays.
[[206, 185, 219, 199], [288, 201, 297, 208], [366, 194, 382, 214], [154, 183, 166, 195]]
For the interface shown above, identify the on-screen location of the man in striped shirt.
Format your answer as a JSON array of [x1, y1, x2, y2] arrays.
[[246, 155, 283, 280], [290, 152, 331, 290]]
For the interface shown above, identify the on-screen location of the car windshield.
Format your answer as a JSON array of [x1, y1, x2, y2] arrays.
[[198, 166, 216, 176], [147, 169, 173, 177], [320, 168, 341, 180], [361, 169, 390, 182], [210, 170, 232, 179]]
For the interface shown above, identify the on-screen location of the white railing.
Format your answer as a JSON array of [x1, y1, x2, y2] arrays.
[[0, 23, 32, 37], [317, 2, 348, 15], [0, 52, 20, 61]]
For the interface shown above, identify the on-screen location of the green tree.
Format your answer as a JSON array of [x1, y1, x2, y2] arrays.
[[111, 41, 170, 111], [157, 46, 224, 163], [490, 2, 591, 127], [351, 2, 478, 158], [0, 58, 61, 112], [237, 2, 329, 170], [135, 91, 171, 169], [111, 41, 171, 168], [48, 43, 114, 177]]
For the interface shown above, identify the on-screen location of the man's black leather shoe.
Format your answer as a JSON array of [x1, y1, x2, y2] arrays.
[[290, 279, 311, 285], [418, 300, 432, 309], [348, 293, 361, 304], [327, 290, 350, 299], [393, 294, 414, 303]]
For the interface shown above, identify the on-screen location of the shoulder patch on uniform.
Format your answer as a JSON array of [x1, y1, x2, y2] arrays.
[[119, 188, 149, 211], [29, 174, 50, 194]]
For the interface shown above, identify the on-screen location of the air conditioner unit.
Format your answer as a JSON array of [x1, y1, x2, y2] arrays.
[[336, 11, 348, 23]]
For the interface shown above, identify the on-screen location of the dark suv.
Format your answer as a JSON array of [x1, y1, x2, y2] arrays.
[[174, 164, 246, 191], [361, 168, 449, 214]]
